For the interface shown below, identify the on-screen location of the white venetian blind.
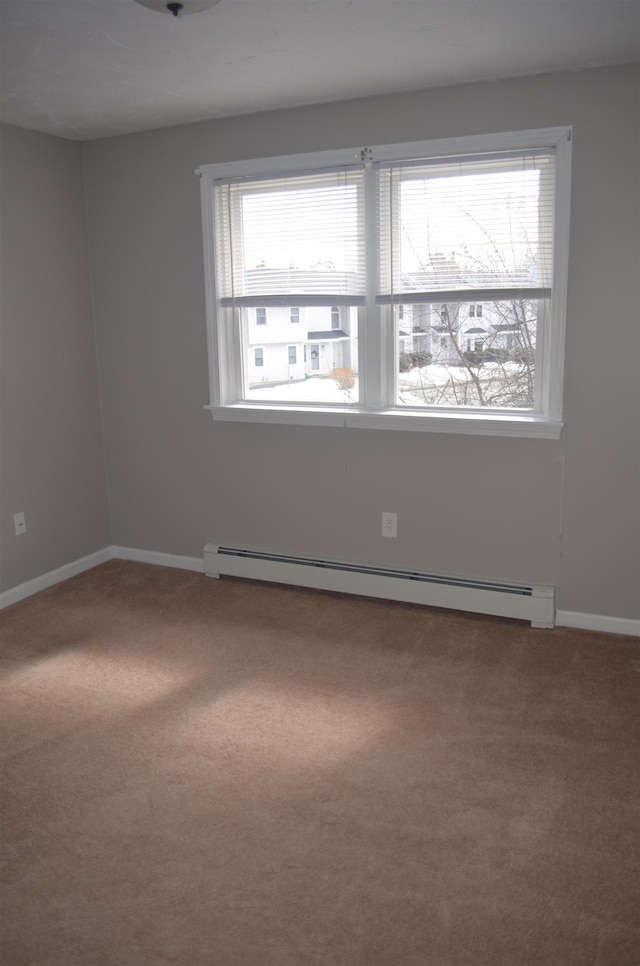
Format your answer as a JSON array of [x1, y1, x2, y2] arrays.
[[377, 149, 556, 305], [214, 166, 366, 307]]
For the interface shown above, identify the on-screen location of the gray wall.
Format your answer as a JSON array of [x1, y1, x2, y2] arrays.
[[3, 65, 638, 622], [83, 65, 640, 621], [0, 124, 110, 591]]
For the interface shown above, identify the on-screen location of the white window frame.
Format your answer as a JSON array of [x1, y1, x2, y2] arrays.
[[197, 127, 571, 438]]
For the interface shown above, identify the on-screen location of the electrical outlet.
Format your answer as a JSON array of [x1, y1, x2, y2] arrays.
[[13, 511, 27, 536], [382, 511, 397, 538]]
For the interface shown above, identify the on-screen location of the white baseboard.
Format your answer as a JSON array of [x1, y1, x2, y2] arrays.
[[0, 547, 114, 609], [1, 549, 638, 638], [0, 546, 203, 610], [111, 545, 203, 573], [556, 610, 640, 638]]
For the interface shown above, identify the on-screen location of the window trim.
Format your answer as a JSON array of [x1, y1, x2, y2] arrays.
[[198, 127, 571, 438]]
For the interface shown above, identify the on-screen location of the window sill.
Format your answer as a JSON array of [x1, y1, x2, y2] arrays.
[[205, 404, 563, 439]]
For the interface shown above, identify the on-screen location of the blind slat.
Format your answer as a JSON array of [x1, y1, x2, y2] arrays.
[[221, 294, 366, 308], [378, 149, 556, 303], [214, 167, 366, 304], [376, 287, 551, 306]]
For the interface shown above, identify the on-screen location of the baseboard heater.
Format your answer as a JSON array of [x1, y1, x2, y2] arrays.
[[204, 544, 555, 628]]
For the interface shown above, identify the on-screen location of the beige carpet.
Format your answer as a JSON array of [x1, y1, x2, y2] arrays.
[[1, 560, 639, 966]]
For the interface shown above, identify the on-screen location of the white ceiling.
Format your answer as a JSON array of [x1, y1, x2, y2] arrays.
[[1, 0, 639, 142]]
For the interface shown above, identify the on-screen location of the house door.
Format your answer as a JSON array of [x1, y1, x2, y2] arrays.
[[310, 345, 320, 371]]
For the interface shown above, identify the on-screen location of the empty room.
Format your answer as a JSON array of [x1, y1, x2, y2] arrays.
[[1, 2, 639, 964]]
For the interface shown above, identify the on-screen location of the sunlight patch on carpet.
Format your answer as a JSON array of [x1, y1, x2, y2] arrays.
[[183, 677, 394, 767]]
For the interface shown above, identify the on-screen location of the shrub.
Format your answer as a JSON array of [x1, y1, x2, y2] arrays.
[[399, 351, 432, 372], [483, 347, 510, 364], [332, 366, 356, 390]]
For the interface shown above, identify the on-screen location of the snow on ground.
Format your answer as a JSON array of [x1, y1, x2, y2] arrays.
[[247, 363, 527, 407], [248, 376, 358, 404]]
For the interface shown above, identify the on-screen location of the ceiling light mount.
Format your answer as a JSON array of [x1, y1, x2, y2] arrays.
[[133, 0, 222, 15]]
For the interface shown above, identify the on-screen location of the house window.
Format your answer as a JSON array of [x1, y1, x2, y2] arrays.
[[290, 307, 300, 324], [288, 345, 297, 365], [198, 126, 571, 437], [254, 347, 264, 367]]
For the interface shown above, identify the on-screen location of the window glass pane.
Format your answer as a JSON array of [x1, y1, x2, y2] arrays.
[[379, 154, 555, 299], [216, 169, 366, 302], [395, 301, 541, 409], [241, 306, 359, 404], [202, 130, 568, 428]]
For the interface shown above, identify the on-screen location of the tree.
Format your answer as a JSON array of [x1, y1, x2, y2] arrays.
[[398, 295, 538, 409]]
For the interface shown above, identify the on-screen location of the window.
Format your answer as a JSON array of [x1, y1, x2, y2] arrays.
[[288, 345, 297, 365], [254, 347, 264, 367], [198, 127, 571, 437]]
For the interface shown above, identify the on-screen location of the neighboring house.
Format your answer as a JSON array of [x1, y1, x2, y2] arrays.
[[430, 303, 488, 364], [244, 264, 537, 386], [427, 300, 537, 365], [396, 260, 538, 367], [431, 299, 537, 364], [247, 303, 358, 386], [398, 303, 433, 356], [243, 269, 358, 387]]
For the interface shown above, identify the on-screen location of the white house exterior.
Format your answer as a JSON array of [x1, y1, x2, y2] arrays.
[[241, 264, 536, 387], [243, 270, 358, 388], [398, 298, 537, 367], [247, 303, 358, 386], [428, 299, 537, 365]]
